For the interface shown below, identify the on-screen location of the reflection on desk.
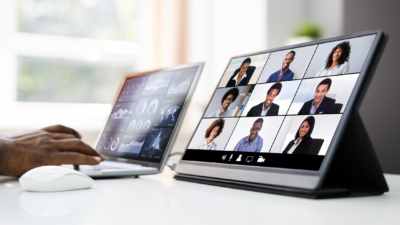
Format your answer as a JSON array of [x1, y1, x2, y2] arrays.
[[0, 170, 399, 225]]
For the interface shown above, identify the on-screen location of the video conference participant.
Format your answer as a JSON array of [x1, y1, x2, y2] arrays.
[[315, 41, 351, 77], [226, 58, 255, 87], [282, 116, 315, 154], [233, 118, 264, 152], [266, 51, 296, 82], [208, 88, 240, 117], [247, 82, 282, 116], [298, 78, 335, 115], [197, 118, 225, 150]]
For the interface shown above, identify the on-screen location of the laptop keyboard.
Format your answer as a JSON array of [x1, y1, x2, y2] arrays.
[[63, 162, 143, 171]]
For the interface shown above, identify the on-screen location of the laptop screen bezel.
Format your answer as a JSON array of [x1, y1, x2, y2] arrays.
[[94, 62, 204, 171], [175, 30, 383, 190]]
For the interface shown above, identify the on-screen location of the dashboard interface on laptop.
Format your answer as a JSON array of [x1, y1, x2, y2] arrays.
[[96, 66, 199, 163], [182, 34, 376, 171]]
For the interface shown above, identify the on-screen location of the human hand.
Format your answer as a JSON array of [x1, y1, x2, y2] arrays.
[[0, 125, 104, 176]]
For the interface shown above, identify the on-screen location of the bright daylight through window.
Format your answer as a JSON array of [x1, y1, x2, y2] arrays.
[[16, 0, 138, 103]]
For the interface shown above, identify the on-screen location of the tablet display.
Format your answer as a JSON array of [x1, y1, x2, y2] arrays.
[[182, 34, 377, 171]]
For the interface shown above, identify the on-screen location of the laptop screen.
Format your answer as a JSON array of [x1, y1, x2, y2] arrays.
[[182, 34, 376, 171], [96, 66, 199, 163]]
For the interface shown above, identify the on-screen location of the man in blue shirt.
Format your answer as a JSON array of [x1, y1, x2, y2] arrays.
[[266, 51, 296, 83], [233, 118, 264, 152]]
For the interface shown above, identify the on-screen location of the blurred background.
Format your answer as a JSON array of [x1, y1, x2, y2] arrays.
[[0, 0, 399, 173]]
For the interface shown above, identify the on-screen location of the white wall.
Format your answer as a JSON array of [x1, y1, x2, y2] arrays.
[[267, 0, 343, 48]]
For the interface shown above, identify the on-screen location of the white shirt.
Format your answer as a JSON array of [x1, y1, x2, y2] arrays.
[[287, 138, 302, 154], [208, 108, 234, 117], [260, 104, 271, 116], [198, 139, 217, 150], [315, 61, 349, 77], [232, 71, 247, 86]]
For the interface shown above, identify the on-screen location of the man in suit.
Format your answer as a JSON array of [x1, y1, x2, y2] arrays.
[[247, 82, 282, 116], [298, 78, 336, 115], [266, 51, 296, 83]]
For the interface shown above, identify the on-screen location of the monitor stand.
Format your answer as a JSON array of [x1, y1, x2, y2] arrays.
[[174, 111, 389, 199]]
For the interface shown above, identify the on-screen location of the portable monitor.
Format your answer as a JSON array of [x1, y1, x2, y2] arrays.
[[70, 62, 204, 177], [175, 30, 388, 198]]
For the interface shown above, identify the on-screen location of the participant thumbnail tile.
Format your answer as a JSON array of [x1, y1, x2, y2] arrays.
[[218, 53, 270, 88], [204, 86, 254, 118], [270, 115, 342, 155], [242, 80, 301, 116], [303, 34, 376, 78], [257, 45, 317, 83], [187, 118, 239, 151], [225, 116, 285, 152], [287, 74, 359, 115]]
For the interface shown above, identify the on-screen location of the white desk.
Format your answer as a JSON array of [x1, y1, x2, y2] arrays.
[[1, 169, 399, 225]]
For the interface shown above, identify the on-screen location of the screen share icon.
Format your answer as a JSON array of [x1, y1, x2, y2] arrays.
[[246, 156, 254, 162]]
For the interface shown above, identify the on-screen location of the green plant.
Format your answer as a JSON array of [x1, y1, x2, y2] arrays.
[[294, 21, 321, 39]]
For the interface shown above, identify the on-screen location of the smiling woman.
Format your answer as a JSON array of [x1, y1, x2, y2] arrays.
[[315, 41, 351, 77], [282, 116, 315, 155], [197, 118, 225, 150]]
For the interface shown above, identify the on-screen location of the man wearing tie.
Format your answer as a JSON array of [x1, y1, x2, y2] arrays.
[[266, 51, 296, 83], [298, 78, 336, 115], [246, 82, 282, 116]]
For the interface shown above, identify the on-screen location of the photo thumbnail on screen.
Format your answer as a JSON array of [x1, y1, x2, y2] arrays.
[[204, 85, 255, 118], [242, 80, 300, 117], [257, 45, 317, 83], [218, 53, 270, 88]]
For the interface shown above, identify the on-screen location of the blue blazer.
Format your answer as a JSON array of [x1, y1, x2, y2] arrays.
[[226, 66, 256, 87], [266, 69, 294, 83]]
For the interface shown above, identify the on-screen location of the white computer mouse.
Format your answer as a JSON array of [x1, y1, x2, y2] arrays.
[[19, 166, 94, 192]]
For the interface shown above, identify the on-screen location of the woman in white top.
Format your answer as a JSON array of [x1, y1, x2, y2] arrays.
[[315, 41, 351, 77], [198, 118, 225, 150], [282, 116, 315, 155]]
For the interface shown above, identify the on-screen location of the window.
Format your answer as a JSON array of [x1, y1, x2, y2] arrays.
[[15, 0, 138, 103]]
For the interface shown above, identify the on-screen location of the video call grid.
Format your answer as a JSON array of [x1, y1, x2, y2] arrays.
[[198, 73, 354, 153], [189, 35, 376, 157], [98, 67, 198, 162]]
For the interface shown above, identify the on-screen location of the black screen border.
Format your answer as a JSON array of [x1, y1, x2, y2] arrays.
[[178, 29, 384, 183]]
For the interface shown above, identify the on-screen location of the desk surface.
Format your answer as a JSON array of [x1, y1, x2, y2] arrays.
[[0, 169, 399, 225]]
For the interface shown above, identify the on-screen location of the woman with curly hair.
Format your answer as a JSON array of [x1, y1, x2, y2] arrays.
[[208, 88, 240, 117], [315, 41, 351, 77], [198, 118, 225, 150]]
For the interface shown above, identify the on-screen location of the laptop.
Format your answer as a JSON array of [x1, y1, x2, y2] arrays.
[[174, 30, 388, 198], [67, 62, 204, 177]]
